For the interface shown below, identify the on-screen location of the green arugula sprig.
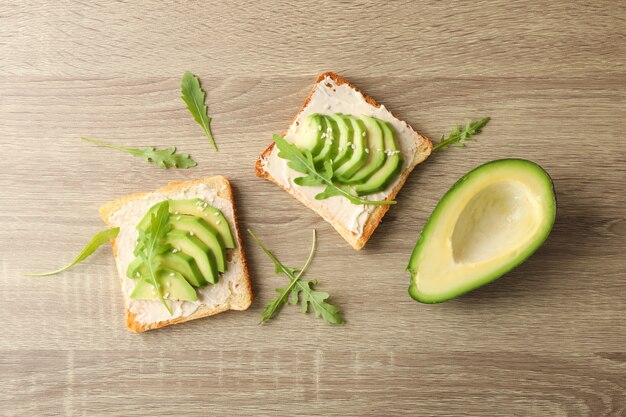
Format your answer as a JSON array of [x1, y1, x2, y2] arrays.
[[248, 228, 344, 325], [25, 228, 119, 276], [134, 201, 172, 314], [433, 117, 491, 151], [81, 138, 197, 169], [181, 71, 217, 150], [273, 134, 394, 206]]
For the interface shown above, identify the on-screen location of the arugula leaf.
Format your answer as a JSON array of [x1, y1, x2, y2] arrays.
[[273, 134, 395, 206], [248, 228, 344, 325], [292, 280, 345, 325], [432, 117, 491, 151], [250, 229, 316, 323], [25, 228, 119, 276], [181, 71, 217, 150], [80, 138, 197, 169], [134, 201, 172, 314]]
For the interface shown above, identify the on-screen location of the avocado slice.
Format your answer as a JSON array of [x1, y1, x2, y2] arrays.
[[407, 159, 556, 303], [127, 251, 206, 287], [170, 214, 227, 273], [166, 199, 235, 249], [343, 115, 386, 184], [294, 114, 326, 155], [312, 115, 338, 165], [330, 114, 354, 168], [164, 229, 219, 284], [130, 270, 198, 301], [353, 120, 403, 195], [333, 115, 368, 180]]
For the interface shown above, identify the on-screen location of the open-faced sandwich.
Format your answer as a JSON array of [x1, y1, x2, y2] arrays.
[[256, 72, 432, 250], [100, 176, 253, 332]]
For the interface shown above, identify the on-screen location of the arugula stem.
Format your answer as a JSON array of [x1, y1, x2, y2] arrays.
[[80, 137, 138, 155], [432, 117, 491, 151]]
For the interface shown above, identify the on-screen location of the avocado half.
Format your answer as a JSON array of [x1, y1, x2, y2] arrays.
[[407, 159, 556, 303]]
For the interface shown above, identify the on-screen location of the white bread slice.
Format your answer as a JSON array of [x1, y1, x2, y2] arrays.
[[256, 72, 432, 250], [99, 176, 253, 333]]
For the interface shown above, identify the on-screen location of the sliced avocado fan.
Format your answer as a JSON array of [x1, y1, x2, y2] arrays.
[[129, 199, 236, 301], [292, 113, 403, 195], [407, 159, 556, 303]]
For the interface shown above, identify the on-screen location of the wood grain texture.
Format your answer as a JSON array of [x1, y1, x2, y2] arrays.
[[1, 0, 625, 415]]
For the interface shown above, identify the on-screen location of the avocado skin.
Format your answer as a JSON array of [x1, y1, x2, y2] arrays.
[[407, 159, 557, 303]]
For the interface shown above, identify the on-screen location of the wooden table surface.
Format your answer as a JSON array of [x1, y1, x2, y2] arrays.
[[2, 1, 626, 416]]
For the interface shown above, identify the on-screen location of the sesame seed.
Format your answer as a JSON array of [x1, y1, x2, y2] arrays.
[[338, 147, 343, 151], [216, 220, 221, 225], [169, 272, 175, 277], [362, 131, 366, 137], [135, 272, 140, 277], [317, 125, 322, 131], [176, 216, 181, 220], [172, 248, 179, 253], [164, 292, 170, 298], [365, 148, 370, 154], [174, 211, 179, 215], [189, 231, 194, 236]]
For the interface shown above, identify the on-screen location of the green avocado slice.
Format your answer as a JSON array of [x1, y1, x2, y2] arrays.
[[330, 113, 354, 168], [127, 251, 206, 287], [333, 115, 368, 181], [170, 214, 227, 273], [343, 115, 386, 184], [312, 115, 338, 165], [166, 199, 235, 249], [130, 270, 198, 301], [407, 159, 556, 303], [294, 114, 326, 155], [164, 230, 219, 284], [353, 120, 403, 195]]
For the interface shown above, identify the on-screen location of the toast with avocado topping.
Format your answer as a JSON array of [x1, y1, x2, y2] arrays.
[[256, 72, 432, 250], [100, 176, 253, 333]]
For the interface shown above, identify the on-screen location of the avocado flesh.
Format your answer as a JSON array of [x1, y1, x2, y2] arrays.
[[165, 230, 219, 284], [407, 159, 556, 303], [354, 120, 403, 195], [127, 251, 206, 287], [330, 114, 354, 168], [130, 270, 198, 301], [166, 199, 235, 249], [312, 115, 338, 165], [294, 114, 326, 155], [170, 215, 227, 273], [344, 115, 386, 184], [333, 116, 368, 180]]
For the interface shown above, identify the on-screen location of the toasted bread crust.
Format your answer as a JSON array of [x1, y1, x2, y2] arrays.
[[255, 72, 432, 250], [99, 176, 253, 333]]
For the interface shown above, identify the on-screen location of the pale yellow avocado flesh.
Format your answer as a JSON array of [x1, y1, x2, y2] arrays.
[[408, 159, 556, 303]]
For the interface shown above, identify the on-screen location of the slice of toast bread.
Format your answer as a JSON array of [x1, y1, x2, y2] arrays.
[[256, 72, 432, 250], [99, 176, 253, 333]]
